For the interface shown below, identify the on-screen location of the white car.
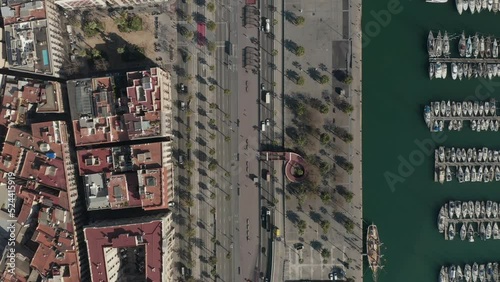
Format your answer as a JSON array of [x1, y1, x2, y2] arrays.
[[262, 18, 271, 33]]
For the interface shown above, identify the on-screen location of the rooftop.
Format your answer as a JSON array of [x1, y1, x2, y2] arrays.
[[77, 148, 113, 175]]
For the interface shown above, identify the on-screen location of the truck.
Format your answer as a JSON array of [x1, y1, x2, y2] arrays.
[[266, 171, 271, 182], [265, 92, 271, 104]]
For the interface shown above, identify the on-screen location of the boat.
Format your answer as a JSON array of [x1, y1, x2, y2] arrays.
[[477, 0, 482, 13], [471, 0, 477, 12], [495, 151, 499, 162], [452, 63, 458, 80], [491, 98, 496, 115], [457, 102, 463, 116], [440, 266, 448, 282], [494, 0, 499, 13], [429, 31, 436, 57], [458, 31, 467, 57], [439, 146, 445, 162], [465, 264, 472, 282], [456, 200, 462, 218], [442, 63, 448, 79], [484, 166, 490, 182], [489, 0, 494, 10], [486, 201, 492, 218], [458, 265, 463, 281], [496, 167, 500, 182], [435, 62, 442, 79], [438, 206, 446, 233], [448, 222, 455, 240], [486, 222, 492, 240], [483, 0, 488, 10], [468, 149, 473, 161], [465, 166, 471, 182], [472, 166, 477, 182], [493, 263, 499, 281], [436, 31, 443, 57], [449, 201, 455, 218], [366, 224, 381, 281], [493, 222, 499, 239], [468, 201, 474, 218], [494, 39, 499, 58], [486, 37, 492, 58], [450, 265, 457, 281], [486, 263, 493, 282], [429, 63, 435, 79], [473, 34, 479, 57], [475, 201, 481, 218], [443, 31, 450, 56], [458, 166, 465, 183], [434, 101, 441, 116], [457, 0, 464, 13], [485, 101, 490, 115], [492, 201, 498, 218], [481, 201, 486, 218], [462, 201, 468, 218], [464, 0, 470, 9], [460, 223, 467, 240], [458, 63, 464, 80], [480, 222, 486, 240], [473, 263, 479, 282], [479, 264, 485, 282], [468, 223, 475, 242], [480, 36, 485, 58], [474, 101, 479, 115]]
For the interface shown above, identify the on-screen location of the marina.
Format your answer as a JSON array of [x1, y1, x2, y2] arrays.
[[424, 100, 498, 132], [438, 201, 500, 241], [439, 263, 499, 282]]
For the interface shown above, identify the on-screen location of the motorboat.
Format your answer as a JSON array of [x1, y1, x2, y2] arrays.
[[491, 98, 496, 115], [436, 31, 443, 57], [438, 206, 446, 233], [484, 166, 490, 182], [494, 39, 499, 58], [464, 63, 470, 78], [464, 0, 470, 10], [493, 223, 499, 239], [486, 222, 492, 240], [489, 0, 493, 10], [493, 263, 499, 281], [468, 149, 473, 161], [449, 201, 456, 218], [442, 63, 448, 79], [478, 166, 483, 182], [481, 201, 486, 218], [492, 202, 498, 218], [485, 101, 490, 115], [428, 31, 436, 57], [451, 63, 458, 80], [439, 146, 445, 162], [496, 166, 500, 182], [486, 201, 492, 218], [486, 37, 492, 58], [477, 0, 482, 13], [458, 63, 464, 80], [486, 263, 493, 282], [475, 201, 481, 218], [452, 102, 457, 116], [494, 0, 499, 13], [466, 36, 473, 57], [479, 149, 483, 162], [483, 147, 488, 161], [480, 222, 486, 240], [458, 265, 463, 281], [495, 151, 499, 162], [479, 104, 484, 116], [448, 223, 455, 240], [462, 148, 466, 160], [457, 0, 464, 13], [450, 265, 457, 281], [435, 62, 442, 78], [474, 101, 479, 115], [443, 31, 450, 56], [479, 264, 485, 282], [483, 0, 488, 10], [473, 263, 479, 282], [456, 200, 462, 218], [429, 63, 435, 80], [473, 34, 479, 57], [473, 148, 478, 162], [468, 201, 475, 218], [472, 166, 477, 182], [460, 223, 467, 240], [494, 65, 498, 78], [462, 201, 468, 218], [440, 266, 448, 282], [468, 223, 475, 242], [457, 102, 463, 116], [480, 36, 485, 58], [451, 148, 456, 161], [434, 101, 441, 116], [465, 167, 471, 182], [488, 64, 493, 80], [465, 264, 472, 282]]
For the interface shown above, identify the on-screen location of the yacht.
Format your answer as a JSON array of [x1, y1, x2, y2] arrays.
[[474, 101, 479, 115], [440, 266, 448, 282], [480, 222, 486, 240], [449, 223, 456, 240], [492, 201, 498, 218], [480, 36, 486, 58], [442, 63, 448, 79], [460, 223, 467, 240], [481, 201, 486, 218], [465, 264, 472, 282], [494, 0, 499, 13], [449, 201, 456, 218], [486, 201, 492, 218], [466, 36, 473, 57], [486, 222, 492, 240], [456, 200, 462, 218], [473, 34, 480, 57], [452, 101, 457, 116], [436, 31, 443, 57], [462, 201, 468, 218], [429, 63, 435, 79], [457, 0, 464, 13], [472, 166, 477, 182], [458, 63, 464, 80], [435, 62, 442, 79], [443, 31, 450, 56], [486, 37, 492, 58], [468, 201, 475, 218], [493, 223, 499, 239], [468, 224, 475, 242], [438, 206, 446, 233], [473, 263, 479, 282], [494, 39, 499, 58], [428, 31, 436, 57], [479, 264, 485, 281], [478, 166, 483, 182], [489, 0, 494, 10], [475, 201, 481, 218]]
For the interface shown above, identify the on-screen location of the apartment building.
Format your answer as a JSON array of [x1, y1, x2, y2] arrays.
[[55, 0, 168, 10]]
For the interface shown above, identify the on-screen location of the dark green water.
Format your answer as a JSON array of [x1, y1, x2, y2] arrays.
[[363, 1, 500, 281]]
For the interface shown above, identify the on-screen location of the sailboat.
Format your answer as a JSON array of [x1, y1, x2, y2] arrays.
[[448, 223, 456, 240], [466, 36, 473, 57], [366, 225, 382, 282], [460, 32, 467, 57], [486, 36, 492, 58], [443, 31, 450, 57], [438, 206, 446, 233], [480, 36, 486, 58], [428, 31, 436, 57], [457, 0, 464, 13], [493, 222, 499, 239], [486, 222, 492, 240], [468, 223, 475, 242], [468, 201, 474, 218], [452, 63, 458, 80], [473, 34, 480, 58], [460, 223, 467, 240], [494, 39, 498, 58], [492, 201, 498, 218]]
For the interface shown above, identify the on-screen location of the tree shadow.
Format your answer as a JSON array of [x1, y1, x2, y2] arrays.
[[194, 0, 206, 6], [197, 107, 207, 116], [310, 240, 323, 252], [195, 136, 207, 147], [172, 129, 183, 139], [178, 175, 189, 186], [198, 168, 207, 177], [190, 237, 205, 249], [196, 193, 205, 202], [285, 126, 299, 141], [173, 65, 187, 77], [321, 235, 329, 241], [196, 91, 207, 102], [196, 74, 208, 84], [195, 121, 206, 130], [197, 220, 206, 230], [194, 149, 208, 162], [307, 67, 321, 81], [284, 39, 299, 53], [333, 212, 348, 225], [207, 77, 218, 85], [285, 69, 299, 82], [199, 181, 208, 190], [192, 11, 207, 24], [320, 206, 328, 214], [286, 210, 300, 225], [199, 255, 208, 264], [284, 11, 298, 24], [309, 211, 322, 223], [333, 69, 348, 81]]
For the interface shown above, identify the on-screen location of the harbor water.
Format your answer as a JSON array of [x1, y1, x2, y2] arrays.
[[363, 0, 500, 281]]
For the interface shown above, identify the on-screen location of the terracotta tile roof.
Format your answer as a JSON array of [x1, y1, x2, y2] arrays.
[[77, 148, 113, 175]]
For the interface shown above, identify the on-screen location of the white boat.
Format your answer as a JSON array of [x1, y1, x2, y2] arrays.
[[486, 37, 492, 58], [446, 166, 452, 182], [477, 0, 482, 13], [450, 265, 457, 281], [458, 265, 463, 281], [464, 0, 470, 9], [436, 31, 443, 57], [478, 166, 483, 182], [456, 200, 462, 218], [460, 223, 467, 240], [442, 63, 448, 79], [473, 263, 479, 282], [468, 223, 475, 242], [458, 63, 464, 80], [486, 201, 492, 218], [496, 166, 500, 182], [484, 166, 490, 182], [480, 222, 486, 240], [451, 63, 458, 80], [479, 264, 485, 282], [465, 166, 471, 182], [494, 0, 499, 13], [494, 39, 499, 58], [443, 31, 450, 56], [465, 264, 472, 282], [480, 36, 485, 58], [492, 201, 498, 218], [486, 263, 493, 282], [468, 102, 473, 115], [438, 206, 446, 233], [470, 0, 477, 12], [435, 62, 442, 79], [440, 266, 448, 282], [473, 34, 479, 57], [468, 149, 473, 161], [449, 201, 455, 218], [457, 0, 464, 13], [494, 65, 498, 78], [439, 146, 445, 162], [489, 0, 493, 10], [491, 98, 496, 115], [428, 31, 436, 57], [495, 151, 499, 162], [483, 0, 488, 10], [493, 223, 499, 239], [429, 63, 435, 80], [485, 101, 490, 115], [468, 201, 475, 218], [448, 223, 455, 240], [474, 101, 479, 115], [493, 263, 499, 281], [457, 102, 462, 116], [462, 201, 468, 218], [486, 222, 492, 240], [465, 36, 472, 58], [472, 166, 477, 182], [481, 201, 486, 218], [475, 201, 481, 218]]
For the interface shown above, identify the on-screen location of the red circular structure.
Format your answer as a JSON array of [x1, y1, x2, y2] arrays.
[[284, 152, 307, 183]]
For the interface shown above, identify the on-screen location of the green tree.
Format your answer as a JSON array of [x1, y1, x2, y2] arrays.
[[319, 104, 329, 114], [209, 148, 216, 155], [319, 75, 330, 84], [186, 226, 196, 238], [271, 49, 278, 56], [297, 219, 307, 235], [207, 20, 216, 31], [209, 85, 216, 91], [321, 248, 331, 259], [295, 46, 305, 56], [208, 41, 216, 52], [210, 192, 216, 199], [207, 2, 215, 12], [83, 20, 104, 37], [209, 256, 217, 265], [343, 191, 354, 203], [117, 47, 125, 54], [297, 76, 305, 85], [225, 136, 231, 142], [344, 220, 355, 233], [320, 192, 331, 204], [210, 207, 216, 214], [320, 220, 330, 234], [209, 133, 216, 140], [91, 49, 101, 58], [295, 16, 305, 25], [343, 75, 353, 84], [273, 19, 278, 25], [224, 89, 231, 95], [208, 161, 217, 171], [226, 252, 231, 259], [209, 103, 217, 109], [320, 133, 330, 144]]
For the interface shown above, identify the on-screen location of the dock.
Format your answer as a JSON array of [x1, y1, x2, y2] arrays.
[[429, 58, 500, 63]]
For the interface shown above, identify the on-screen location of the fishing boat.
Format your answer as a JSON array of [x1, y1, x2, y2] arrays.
[[468, 223, 475, 242], [429, 63, 435, 80], [486, 222, 492, 240], [366, 224, 381, 281], [460, 223, 467, 240], [465, 264, 472, 282], [480, 36, 485, 58], [443, 31, 450, 56], [473, 263, 479, 282], [429, 31, 436, 57], [458, 32, 467, 57], [493, 222, 499, 239], [492, 202, 498, 218], [438, 206, 446, 233], [451, 63, 458, 80], [479, 264, 485, 282], [473, 34, 479, 57], [475, 201, 481, 218], [468, 201, 475, 218], [448, 223, 455, 240], [457, 0, 464, 13], [480, 222, 486, 240]]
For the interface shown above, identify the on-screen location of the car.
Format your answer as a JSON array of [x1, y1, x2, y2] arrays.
[[168, 201, 175, 207], [261, 17, 271, 33], [266, 209, 271, 216], [266, 118, 270, 126], [179, 155, 184, 165], [261, 83, 265, 90], [294, 243, 304, 250], [180, 101, 186, 111], [179, 83, 187, 93], [329, 273, 334, 280]]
